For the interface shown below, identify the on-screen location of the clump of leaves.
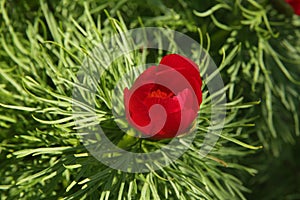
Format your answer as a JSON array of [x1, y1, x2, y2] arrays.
[[0, 1, 261, 199], [194, 0, 300, 155]]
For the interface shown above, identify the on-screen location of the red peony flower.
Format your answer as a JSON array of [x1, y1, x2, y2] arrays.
[[124, 54, 202, 139], [286, 0, 300, 15]]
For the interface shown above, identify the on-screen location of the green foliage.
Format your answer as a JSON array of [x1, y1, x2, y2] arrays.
[[197, 0, 300, 156], [0, 0, 299, 199]]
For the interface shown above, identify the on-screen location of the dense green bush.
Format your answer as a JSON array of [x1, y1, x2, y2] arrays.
[[1, 0, 299, 199]]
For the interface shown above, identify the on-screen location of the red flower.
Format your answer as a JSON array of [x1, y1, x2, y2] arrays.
[[286, 0, 300, 15], [124, 54, 202, 139]]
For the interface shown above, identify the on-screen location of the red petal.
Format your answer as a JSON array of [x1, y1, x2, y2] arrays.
[[175, 89, 198, 132], [151, 89, 199, 139], [286, 0, 300, 15], [129, 66, 157, 93], [159, 54, 202, 105], [125, 85, 153, 127], [142, 89, 180, 138]]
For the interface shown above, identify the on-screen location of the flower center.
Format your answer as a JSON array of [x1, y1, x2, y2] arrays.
[[148, 89, 173, 99]]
